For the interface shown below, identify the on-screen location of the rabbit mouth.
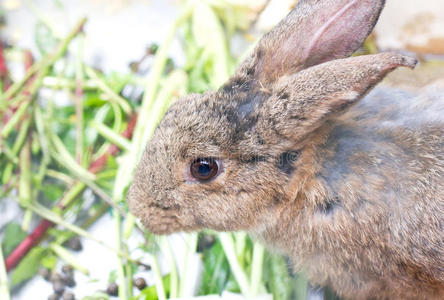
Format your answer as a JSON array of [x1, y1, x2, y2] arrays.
[[145, 205, 196, 235]]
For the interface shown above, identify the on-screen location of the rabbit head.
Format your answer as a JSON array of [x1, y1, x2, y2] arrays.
[[127, 0, 416, 235]]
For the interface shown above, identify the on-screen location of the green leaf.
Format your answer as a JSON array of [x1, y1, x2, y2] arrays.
[[263, 254, 306, 300], [81, 291, 110, 300], [224, 274, 241, 294], [106, 72, 132, 94], [41, 183, 65, 202], [135, 285, 157, 300], [11, 247, 47, 286], [2, 222, 27, 257], [108, 270, 117, 284], [134, 274, 170, 300], [199, 240, 230, 295], [40, 254, 57, 270], [84, 93, 107, 108]]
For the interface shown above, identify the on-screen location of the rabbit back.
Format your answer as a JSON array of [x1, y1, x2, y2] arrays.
[[286, 84, 444, 299]]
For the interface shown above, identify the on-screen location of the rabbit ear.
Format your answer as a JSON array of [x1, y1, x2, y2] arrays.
[[254, 53, 417, 144], [242, 0, 386, 85]]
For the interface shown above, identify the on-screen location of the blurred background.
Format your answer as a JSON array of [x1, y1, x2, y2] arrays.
[[0, 0, 443, 300]]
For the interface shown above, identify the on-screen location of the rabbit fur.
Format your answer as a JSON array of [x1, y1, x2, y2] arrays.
[[127, 0, 444, 299]]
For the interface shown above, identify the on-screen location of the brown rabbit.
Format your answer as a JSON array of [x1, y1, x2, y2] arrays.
[[127, 0, 444, 299]]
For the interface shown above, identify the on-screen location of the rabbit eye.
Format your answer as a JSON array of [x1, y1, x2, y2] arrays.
[[190, 158, 220, 182]]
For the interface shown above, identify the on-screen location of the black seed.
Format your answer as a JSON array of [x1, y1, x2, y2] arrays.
[[53, 280, 66, 295], [48, 293, 60, 300], [61, 265, 73, 276], [106, 282, 119, 296], [39, 268, 51, 281], [64, 237, 83, 252], [50, 272, 64, 283], [63, 275, 76, 288], [62, 292, 75, 300], [134, 277, 147, 290]]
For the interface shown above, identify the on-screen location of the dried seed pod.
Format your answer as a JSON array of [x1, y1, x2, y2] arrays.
[[64, 237, 83, 252], [106, 282, 119, 296], [48, 293, 60, 300], [134, 277, 147, 290], [39, 268, 51, 281], [61, 264, 74, 275], [63, 275, 76, 288], [62, 291, 75, 300], [50, 272, 64, 283], [52, 280, 66, 295]]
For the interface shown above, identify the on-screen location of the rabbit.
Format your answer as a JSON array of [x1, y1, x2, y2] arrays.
[[127, 0, 444, 299]]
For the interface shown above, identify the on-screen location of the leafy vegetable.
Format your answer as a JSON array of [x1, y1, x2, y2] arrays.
[[199, 239, 231, 295], [2, 223, 27, 257], [11, 247, 47, 286]]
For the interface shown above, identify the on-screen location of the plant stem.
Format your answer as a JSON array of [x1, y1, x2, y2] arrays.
[[85, 66, 132, 116], [161, 237, 178, 299], [5, 115, 137, 272], [5, 219, 54, 271], [0, 243, 10, 300], [75, 34, 85, 163], [54, 203, 109, 246], [19, 139, 33, 231], [179, 233, 198, 297], [1, 100, 31, 138], [113, 210, 128, 300], [134, 6, 192, 154], [234, 232, 247, 259], [0, 39, 10, 91], [2, 18, 86, 137], [12, 118, 31, 155], [42, 76, 97, 90], [89, 115, 137, 173], [250, 242, 265, 296], [150, 254, 166, 300], [1, 17, 86, 102], [49, 243, 89, 275], [48, 130, 96, 181], [219, 233, 251, 297], [26, 202, 150, 270], [45, 169, 75, 186], [1, 61, 40, 103], [90, 121, 131, 152], [34, 107, 51, 184]]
